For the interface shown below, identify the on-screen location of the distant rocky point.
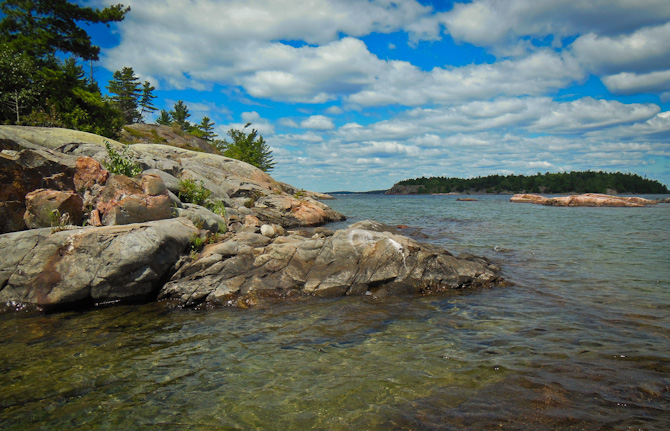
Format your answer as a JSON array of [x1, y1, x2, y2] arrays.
[[510, 193, 661, 207]]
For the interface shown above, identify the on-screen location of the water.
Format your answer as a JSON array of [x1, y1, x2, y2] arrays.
[[1, 194, 669, 430]]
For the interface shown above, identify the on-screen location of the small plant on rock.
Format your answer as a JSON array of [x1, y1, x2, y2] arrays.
[[178, 178, 211, 205], [49, 209, 70, 233], [207, 200, 226, 218], [104, 140, 142, 177]]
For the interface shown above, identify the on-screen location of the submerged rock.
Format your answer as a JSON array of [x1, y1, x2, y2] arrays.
[[0, 218, 198, 311], [159, 220, 502, 308], [510, 193, 659, 207]]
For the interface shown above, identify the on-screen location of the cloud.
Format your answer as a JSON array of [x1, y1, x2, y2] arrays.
[[347, 50, 584, 106], [95, 0, 670, 191], [602, 70, 670, 95], [300, 115, 335, 130], [570, 22, 670, 75], [102, 0, 432, 91], [441, 0, 670, 51]]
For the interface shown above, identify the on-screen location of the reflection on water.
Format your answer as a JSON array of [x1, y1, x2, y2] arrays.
[[1, 195, 669, 430]]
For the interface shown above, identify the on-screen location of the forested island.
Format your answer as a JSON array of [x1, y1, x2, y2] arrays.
[[387, 171, 669, 195]]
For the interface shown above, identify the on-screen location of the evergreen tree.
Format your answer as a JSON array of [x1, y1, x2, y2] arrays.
[[0, 1, 129, 136], [217, 124, 275, 172], [138, 81, 157, 121], [155, 109, 172, 125], [197, 116, 217, 141], [107, 66, 141, 124], [25, 57, 124, 137], [170, 100, 191, 131], [0, 0, 129, 62], [0, 43, 42, 123]]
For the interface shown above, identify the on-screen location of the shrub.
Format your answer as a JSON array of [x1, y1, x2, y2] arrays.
[[178, 178, 211, 206], [104, 140, 142, 177]]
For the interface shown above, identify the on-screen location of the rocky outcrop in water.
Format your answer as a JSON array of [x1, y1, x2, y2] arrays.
[[0, 126, 503, 312], [510, 193, 659, 207], [159, 221, 501, 308]]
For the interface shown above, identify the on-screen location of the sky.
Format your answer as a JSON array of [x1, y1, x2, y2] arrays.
[[83, 0, 670, 192]]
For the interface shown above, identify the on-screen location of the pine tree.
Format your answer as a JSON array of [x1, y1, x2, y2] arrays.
[[138, 80, 157, 121], [217, 124, 275, 172], [197, 116, 217, 141], [0, 0, 129, 62], [107, 66, 141, 124], [170, 100, 190, 131], [155, 109, 172, 125]]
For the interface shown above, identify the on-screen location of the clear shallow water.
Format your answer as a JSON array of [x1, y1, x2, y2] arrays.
[[1, 194, 669, 430]]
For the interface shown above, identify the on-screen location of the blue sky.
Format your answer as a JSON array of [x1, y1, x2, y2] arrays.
[[84, 0, 670, 192]]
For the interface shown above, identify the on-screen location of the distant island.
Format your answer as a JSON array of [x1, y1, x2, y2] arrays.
[[387, 171, 669, 195]]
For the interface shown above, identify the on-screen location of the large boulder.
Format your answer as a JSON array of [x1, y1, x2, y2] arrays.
[[96, 174, 172, 225], [0, 218, 198, 311], [23, 189, 84, 229], [0, 146, 78, 233], [159, 220, 502, 308]]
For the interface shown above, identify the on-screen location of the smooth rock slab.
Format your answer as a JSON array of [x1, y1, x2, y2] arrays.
[[0, 218, 198, 310], [510, 193, 658, 207], [159, 220, 502, 308]]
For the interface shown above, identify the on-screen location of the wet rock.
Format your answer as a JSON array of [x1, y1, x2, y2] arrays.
[[0, 218, 198, 310], [159, 220, 502, 308]]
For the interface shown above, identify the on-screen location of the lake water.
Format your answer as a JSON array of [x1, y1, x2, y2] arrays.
[[1, 194, 669, 430]]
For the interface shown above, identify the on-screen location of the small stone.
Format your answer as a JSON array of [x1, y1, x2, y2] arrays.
[[260, 224, 276, 238]]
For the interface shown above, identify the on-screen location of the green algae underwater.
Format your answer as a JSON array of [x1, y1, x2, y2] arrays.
[[2, 194, 669, 430]]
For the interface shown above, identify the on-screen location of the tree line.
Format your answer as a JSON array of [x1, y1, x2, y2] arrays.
[[392, 171, 669, 194], [0, 0, 275, 172]]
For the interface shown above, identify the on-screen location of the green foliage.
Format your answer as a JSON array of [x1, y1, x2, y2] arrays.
[[207, 200, 226, 218], [0, 2, 129, 136], [149, 128, 166, 143], [0, 43, 43, 122], [107, 66, 141, 124], [170, 100, 191, 131], [294, 189, 305, 199], [155, 109, 172, 125], [178, 178, 211, 205], [103, 140, 142, 177], [197, 116, 217, 141], [215, 124, 275, 172], [394, 171, 670, 195], [23, 59, 125, 137], [0, 0, 129, 62], [189, 230, 224, 258], [49, 209, 70, 233], [139, 81, 157, 120]]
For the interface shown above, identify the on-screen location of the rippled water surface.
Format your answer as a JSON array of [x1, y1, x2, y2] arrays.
[[2, 194, 669, 430]]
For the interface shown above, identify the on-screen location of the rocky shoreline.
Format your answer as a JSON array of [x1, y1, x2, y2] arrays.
[[0, 126, 503, 312]]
